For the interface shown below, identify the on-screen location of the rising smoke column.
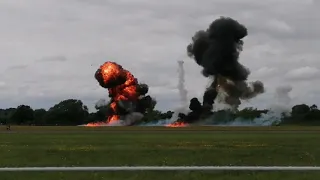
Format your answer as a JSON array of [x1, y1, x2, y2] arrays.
[[275, 85, 292, 106], [177, 61, 188, 107], [86, 61, 154, 126], [169, 16, 265, 126], [165, 61, 189, 127]]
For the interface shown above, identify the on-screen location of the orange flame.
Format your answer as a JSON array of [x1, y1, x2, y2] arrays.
[[165, 121, 188, 127], [86, 122, 107, 127], [86, 62, 138, 127]]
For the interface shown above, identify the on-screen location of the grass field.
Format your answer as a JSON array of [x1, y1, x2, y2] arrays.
[[0, 125, 320, 180]]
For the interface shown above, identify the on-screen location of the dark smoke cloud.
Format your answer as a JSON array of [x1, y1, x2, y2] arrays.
[[174, 16, 265, 124], [187, 17, 249, 80]]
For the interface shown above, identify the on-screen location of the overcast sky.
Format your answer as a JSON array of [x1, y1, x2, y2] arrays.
[[0, 0, 319, 112]]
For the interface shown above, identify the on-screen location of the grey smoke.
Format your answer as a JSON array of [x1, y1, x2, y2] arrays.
[[120, 112, 144, 126], [245, 85, 293, 126], [95, 98, 108, 108], [274, 85, 292, 105], [232, 85, 293, 126], [204, 85, 293, 126], [177, 60, 188, 107], [186, 17, 265, 110]]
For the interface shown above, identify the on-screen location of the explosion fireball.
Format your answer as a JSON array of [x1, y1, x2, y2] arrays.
[[86, 61, 154, 126], [168, 16, 265, 126]]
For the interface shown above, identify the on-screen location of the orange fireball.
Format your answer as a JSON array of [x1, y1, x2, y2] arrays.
[[86, 62, 139, 126]]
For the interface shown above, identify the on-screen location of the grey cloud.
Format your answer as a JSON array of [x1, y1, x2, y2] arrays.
[[250, 67, 281, 80], [285, 66, 320, 81], [35, 55, 67, 63], [0, 82, 7, 90], [6, 65, 28, 70]]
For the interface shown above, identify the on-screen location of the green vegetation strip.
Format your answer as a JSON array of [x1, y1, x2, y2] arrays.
[[0, 126, 319, 180]]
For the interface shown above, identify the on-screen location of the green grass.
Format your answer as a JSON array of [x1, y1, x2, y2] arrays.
[[0, 126, 320, 179]]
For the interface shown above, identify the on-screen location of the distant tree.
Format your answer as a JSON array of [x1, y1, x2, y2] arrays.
[[44, 99, 89, 125], [33, 108, 47, 125], [2, 98, 320, 126], [281, 103, 320, 125], [236, 107, 268, 120], [0, 109, 4, 121], [310, 104, 318, 110], [0, 109, 5, 124], [292, 104, 310, 115], [306, 104, 320, 123], [1, 108, 16, 124], [289, 104, 310, 122], [11, 105, 34, 125]]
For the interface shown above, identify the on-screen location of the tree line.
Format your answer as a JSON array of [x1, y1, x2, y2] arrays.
[[0, 98, 319, 126], [0, 99, 173, 126]]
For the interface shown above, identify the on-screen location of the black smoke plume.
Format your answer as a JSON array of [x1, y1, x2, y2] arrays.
[[175, 16, 265, 124]]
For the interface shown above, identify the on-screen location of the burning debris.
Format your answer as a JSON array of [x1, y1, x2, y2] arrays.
[[165, 121, 188, 127], [86, 61, 154, 126], [168, 16, 265, 126]]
